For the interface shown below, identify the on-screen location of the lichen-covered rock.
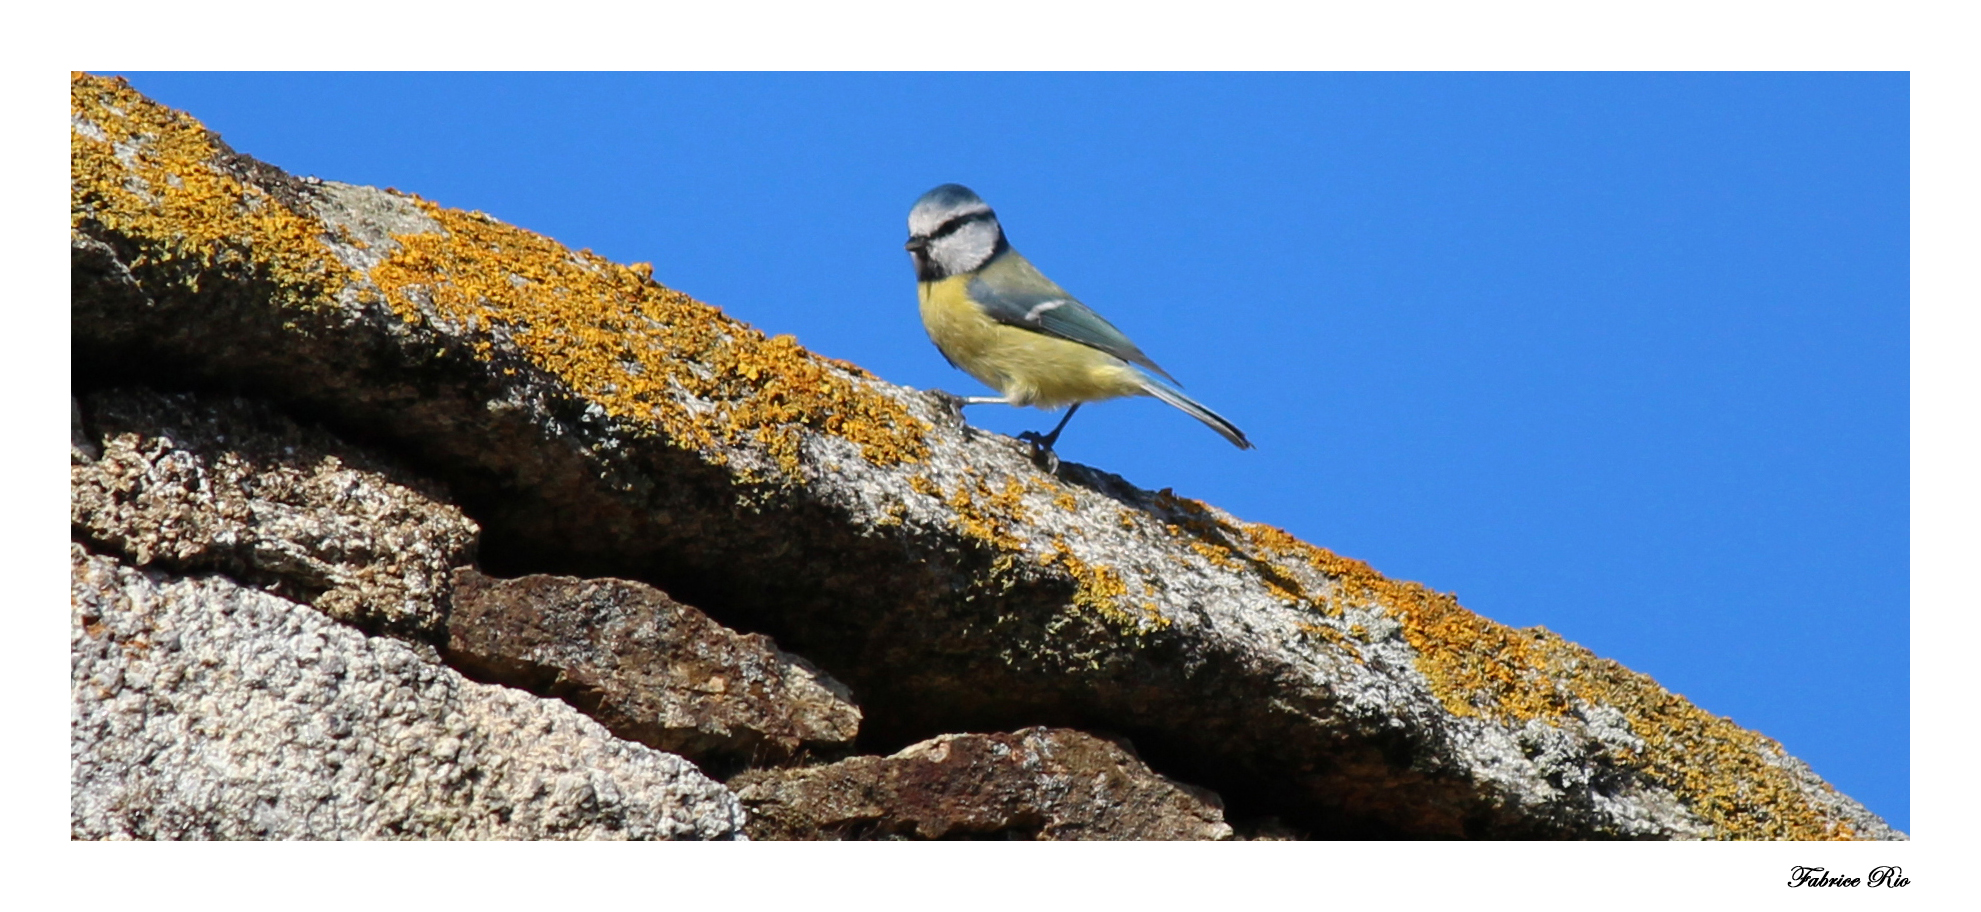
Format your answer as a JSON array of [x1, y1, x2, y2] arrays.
[[71, 545, 746, 840], [445, 569, 861, 772], [732, 728, 1232, 840], [70, 72, 1901, 839], [71, 389, 477, 638]]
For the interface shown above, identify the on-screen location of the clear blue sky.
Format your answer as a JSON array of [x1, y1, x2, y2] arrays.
[[114, 72, 1908, 832]]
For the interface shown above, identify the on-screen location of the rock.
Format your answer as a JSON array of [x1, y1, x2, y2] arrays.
[[71, 545, 746, 840], [731, 728, 1232, 840], [71, 388, 478, 639], [69, 72, 1902, 839], [68, 384, 857, 824], [445, 569, 861, 773]]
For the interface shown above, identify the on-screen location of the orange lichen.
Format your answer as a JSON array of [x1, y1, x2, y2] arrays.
[[70, 73, 354, 312], [72, 72, 927, 479], [1043, 537, 1168, 631], [941, 477, 999, 548], [985, 477, 1032, 526], [927, 472, 1037, 552], [1233, 512, 1857, 839], [1154, 490, 1311, 606], [1125, 483, 1857, 838], [369, 199, 929, 474], [916, 469, 1158, 632], [1295, 622, 1365, 664]]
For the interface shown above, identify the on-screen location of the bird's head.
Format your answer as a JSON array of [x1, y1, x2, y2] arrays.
[[905, 183, 1008, 281]]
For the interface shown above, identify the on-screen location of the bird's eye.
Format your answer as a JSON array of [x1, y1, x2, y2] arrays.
[[926, 210, 991, 241]]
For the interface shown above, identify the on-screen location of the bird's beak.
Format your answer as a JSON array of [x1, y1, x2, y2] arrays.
[[904, 236, 928, 253]]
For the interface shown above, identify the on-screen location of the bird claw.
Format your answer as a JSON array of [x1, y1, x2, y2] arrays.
[[1016, 432, 1061, 473]]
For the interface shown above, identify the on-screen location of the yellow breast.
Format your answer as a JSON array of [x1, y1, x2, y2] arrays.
[[918, 277, 1147, 409]]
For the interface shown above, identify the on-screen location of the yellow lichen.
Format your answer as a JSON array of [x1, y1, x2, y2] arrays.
[[1295, 622, 1365, 664], [1234, 513, 1856, 839], [1129, 483, 1858, 838], [70, 73, 355, 313], [369, 199, 929, 475], [72, 73, 929, 480], [1156, 491, 1310, 605], [932, 471, 1032, 551], [1044, 537, 1169, 631], [987, 477, 1031, 524]]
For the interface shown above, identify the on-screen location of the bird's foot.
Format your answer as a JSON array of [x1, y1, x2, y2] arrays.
[[1016, 431, 1062, 473]]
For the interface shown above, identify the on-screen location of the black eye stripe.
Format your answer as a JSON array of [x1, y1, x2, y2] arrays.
[[925, 210, 993, 241]]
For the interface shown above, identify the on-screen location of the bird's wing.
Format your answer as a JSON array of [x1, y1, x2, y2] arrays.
[[966, 251, 1178, 383]]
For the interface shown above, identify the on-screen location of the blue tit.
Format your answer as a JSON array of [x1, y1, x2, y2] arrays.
[[904, 183, 1253, 454]]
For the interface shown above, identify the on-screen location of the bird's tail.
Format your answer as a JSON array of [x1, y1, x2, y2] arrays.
[[1142, 380, 1254, 450]]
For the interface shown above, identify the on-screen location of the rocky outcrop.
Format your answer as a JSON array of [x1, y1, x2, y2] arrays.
[[732, 728, 1232, 840], [69, 72, 1902, 840], [71, 386, 862, 787], [72, 545, 746, 840]]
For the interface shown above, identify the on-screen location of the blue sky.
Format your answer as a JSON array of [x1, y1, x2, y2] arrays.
[[114, 72, 1909, 832]]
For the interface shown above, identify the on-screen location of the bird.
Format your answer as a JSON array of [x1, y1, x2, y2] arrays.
[[904, 183, 1253, 464]]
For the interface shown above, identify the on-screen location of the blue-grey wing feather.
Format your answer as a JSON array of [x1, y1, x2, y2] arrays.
[[966, 250, 1177, 382]]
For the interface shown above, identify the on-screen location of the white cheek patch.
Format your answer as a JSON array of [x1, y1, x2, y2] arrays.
[[1025, 300, 1067, 323]]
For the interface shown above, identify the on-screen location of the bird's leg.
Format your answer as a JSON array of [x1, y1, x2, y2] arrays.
[[926, 390, 1012, 424], [1026, 404, 1081, 449], [927, 389, 1011, 408], [1017, 404, 1081, 472]]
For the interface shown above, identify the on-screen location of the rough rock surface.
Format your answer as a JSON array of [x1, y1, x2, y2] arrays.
[[446, 569, 862, 772], [732, 728, 1232, 840], [71, 388, 476, 639], [71, 545, 746, 840], [70, 73, 1902, 839]]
